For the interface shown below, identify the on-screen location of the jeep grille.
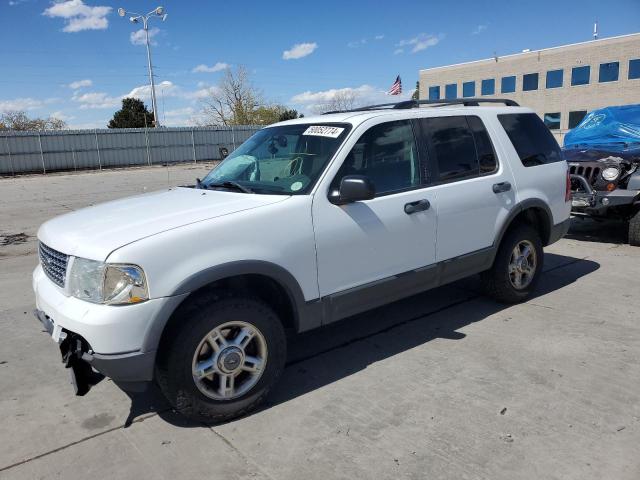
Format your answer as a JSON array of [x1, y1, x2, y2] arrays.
[[39, 242, 69, 288], [569, 165, 601, 186]]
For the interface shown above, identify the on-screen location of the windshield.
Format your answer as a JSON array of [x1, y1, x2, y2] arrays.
[[201, 123, 351, 194]]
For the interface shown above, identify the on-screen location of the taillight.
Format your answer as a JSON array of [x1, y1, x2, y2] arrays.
[[565, 170, 571, 202]]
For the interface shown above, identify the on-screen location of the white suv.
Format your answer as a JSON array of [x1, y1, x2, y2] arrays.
[[33, 99, 571, 422]]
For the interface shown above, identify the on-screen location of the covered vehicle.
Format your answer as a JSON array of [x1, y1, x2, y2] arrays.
[[564, 104, 640, 245]]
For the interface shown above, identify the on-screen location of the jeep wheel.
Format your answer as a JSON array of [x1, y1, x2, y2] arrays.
[[629, 210, 640, 246], [157, 295, 286, 423], [481, 224, 544, 303]]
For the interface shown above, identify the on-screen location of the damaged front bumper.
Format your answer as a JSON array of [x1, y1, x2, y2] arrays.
[[34, 308, 155, 395], [570, 174, 640, 216]]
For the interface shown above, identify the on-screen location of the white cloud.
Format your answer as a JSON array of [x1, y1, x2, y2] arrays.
[[291, 84, 413, 114], [472, 24, 488, 35], [396, 33, 443, 53], [282, 42, 318, 60], [192, 62, 229, 73], [347, 38, 367, 48], [50, 111, 75, 121], [71, 91, 120, 109], [130, 27, 160, 46], [68, 79, 92, 89], [43, 0, 112, 33], [375, 34, 385, 40], [0, 97, 45, 111], [393, 48, 404, 55], [126, 80, 179, 100]]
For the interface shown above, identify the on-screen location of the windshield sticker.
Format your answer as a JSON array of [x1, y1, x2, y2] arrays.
[[302, 126, 345, 138], [290, 181, 303, 192]]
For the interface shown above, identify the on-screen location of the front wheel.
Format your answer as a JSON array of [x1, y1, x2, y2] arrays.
[[629, 210, 640, 246], [157, 295, 286, 423], [481, 224, 544, 303]]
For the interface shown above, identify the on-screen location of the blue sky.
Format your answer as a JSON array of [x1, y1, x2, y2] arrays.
[[1, 0, 639, 128]]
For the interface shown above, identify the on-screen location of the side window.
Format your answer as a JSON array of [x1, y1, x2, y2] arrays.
[[333, 120, 420, 196], [421, 116, 478, 182], [467, 116, 498, 174], [498, 113, 562, 167]]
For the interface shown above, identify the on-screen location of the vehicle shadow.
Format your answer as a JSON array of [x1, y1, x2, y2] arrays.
[[123, 252, 600, 428], [565, 217, 628, 245]]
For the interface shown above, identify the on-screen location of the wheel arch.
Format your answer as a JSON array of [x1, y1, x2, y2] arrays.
[[495, 199, 554, 253], [144, 261, 318, 357]]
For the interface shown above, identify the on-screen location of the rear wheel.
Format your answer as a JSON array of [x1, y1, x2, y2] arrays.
[[157, 294, 286, 423], [629, 210, 640, 246], [482, 224, 544, 303]]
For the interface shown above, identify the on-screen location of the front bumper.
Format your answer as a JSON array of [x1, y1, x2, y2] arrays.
[[32, 265, 185, 385], [570, 181, 640, 216]]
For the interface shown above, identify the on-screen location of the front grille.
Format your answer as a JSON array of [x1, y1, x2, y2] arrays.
[[569, 164, 601, 186], [39, 242, 69, 288]]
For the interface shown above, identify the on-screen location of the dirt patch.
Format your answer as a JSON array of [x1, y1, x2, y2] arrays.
[[0, 233, 30, 246]]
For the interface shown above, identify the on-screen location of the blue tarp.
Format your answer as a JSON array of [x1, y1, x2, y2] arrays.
[[563, 104, 640, 155]]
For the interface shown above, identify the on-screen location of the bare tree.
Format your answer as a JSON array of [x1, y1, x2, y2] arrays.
[[0, 110, 68, 131], [200, 66, 264, 126], [312, 90, 359, 114]]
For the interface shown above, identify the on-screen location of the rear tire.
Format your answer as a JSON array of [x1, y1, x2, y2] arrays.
[[481, 224, 544, 303], [629, 210, 640, 246], [156, 294, 286, 423]]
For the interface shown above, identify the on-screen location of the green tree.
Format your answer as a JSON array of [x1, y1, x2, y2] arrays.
[[411, 81, 419, 100], [278, 109, 302, 122], [108, 98, 154, 129]]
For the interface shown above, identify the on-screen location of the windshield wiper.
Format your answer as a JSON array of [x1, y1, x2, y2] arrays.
[[207, 181, 253, 193]]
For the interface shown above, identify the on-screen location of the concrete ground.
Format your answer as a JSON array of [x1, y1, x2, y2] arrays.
[[0, 165, 638, 480]]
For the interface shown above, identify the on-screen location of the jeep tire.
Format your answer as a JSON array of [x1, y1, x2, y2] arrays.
[[482, 224, 544, 303], [629, 210, 640, 246], [156, 294, 286, 423]]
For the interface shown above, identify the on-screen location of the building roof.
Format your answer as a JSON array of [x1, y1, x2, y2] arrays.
[[419, 32, 640, 73]]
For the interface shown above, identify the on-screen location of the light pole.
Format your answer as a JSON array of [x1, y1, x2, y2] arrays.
[[118, 6, 167, 127]]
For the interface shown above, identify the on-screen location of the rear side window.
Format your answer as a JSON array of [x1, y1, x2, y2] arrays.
[[498, 113, 562, 167], [419, 116, 498, 183]]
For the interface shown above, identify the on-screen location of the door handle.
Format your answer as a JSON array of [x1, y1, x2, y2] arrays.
[[404, 199, 430, 214], [492, 182, 512, 194]]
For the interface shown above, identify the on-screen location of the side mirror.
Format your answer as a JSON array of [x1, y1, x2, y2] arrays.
[[328, 175, 375, 205]]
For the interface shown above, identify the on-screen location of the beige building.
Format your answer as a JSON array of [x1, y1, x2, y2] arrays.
[[418, 32, 640, 143]]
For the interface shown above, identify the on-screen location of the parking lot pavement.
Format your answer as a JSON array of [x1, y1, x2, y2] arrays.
[[1, 166, 639, 480]]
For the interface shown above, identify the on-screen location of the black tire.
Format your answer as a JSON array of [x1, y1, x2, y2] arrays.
[[629, 210, 640, 246], [481, 224, 544, 303], [156, 293, 286, 423]]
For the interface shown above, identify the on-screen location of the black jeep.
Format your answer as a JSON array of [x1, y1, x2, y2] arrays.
[[564, 105, 640, 245]]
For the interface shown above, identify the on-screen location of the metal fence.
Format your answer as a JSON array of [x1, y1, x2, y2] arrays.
[[0, 125, 262, 175]]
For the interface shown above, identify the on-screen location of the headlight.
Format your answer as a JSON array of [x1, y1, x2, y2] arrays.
[[602, 167, 620, 181], [67, 257, 148, 305]]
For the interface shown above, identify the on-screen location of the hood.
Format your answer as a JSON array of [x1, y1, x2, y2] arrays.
[[38, 187, 288, 260]]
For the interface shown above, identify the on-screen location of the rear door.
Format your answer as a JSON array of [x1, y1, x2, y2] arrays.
[[414, 114, 517, 261]]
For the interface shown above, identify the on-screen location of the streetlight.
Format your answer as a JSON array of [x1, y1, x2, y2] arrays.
[[118, 6, 167, 127]]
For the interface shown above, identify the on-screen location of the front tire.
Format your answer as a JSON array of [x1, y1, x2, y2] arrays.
[[629, 210, 640, 246], [481, 224, 544, 303], [157, 294, 286, 423]]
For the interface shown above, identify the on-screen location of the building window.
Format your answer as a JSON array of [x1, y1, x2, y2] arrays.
[[629, 59, 640, 79], [428, 86, 440, 100], [523, 73, 539, 91], [599, 62, 619, 82], [571, 65, 590, 86], [546, 69, 563, 88], [568, 110, 588, 129], [445, 83, 457, 99], [543, 112, 561, 130], [481, 79, 495, 95], [501, 76, 516, 93], [462, 81, 475, 97]]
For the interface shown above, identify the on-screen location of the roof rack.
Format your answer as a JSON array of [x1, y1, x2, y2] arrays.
[[323, 98, 519, 114]]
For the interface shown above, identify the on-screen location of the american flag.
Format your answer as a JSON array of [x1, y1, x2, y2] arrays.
[[388, 75, 402, 95]]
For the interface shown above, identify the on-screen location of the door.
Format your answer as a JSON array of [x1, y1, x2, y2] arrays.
[[415, 115, 516, 262], [312, 119, 438, 320]]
